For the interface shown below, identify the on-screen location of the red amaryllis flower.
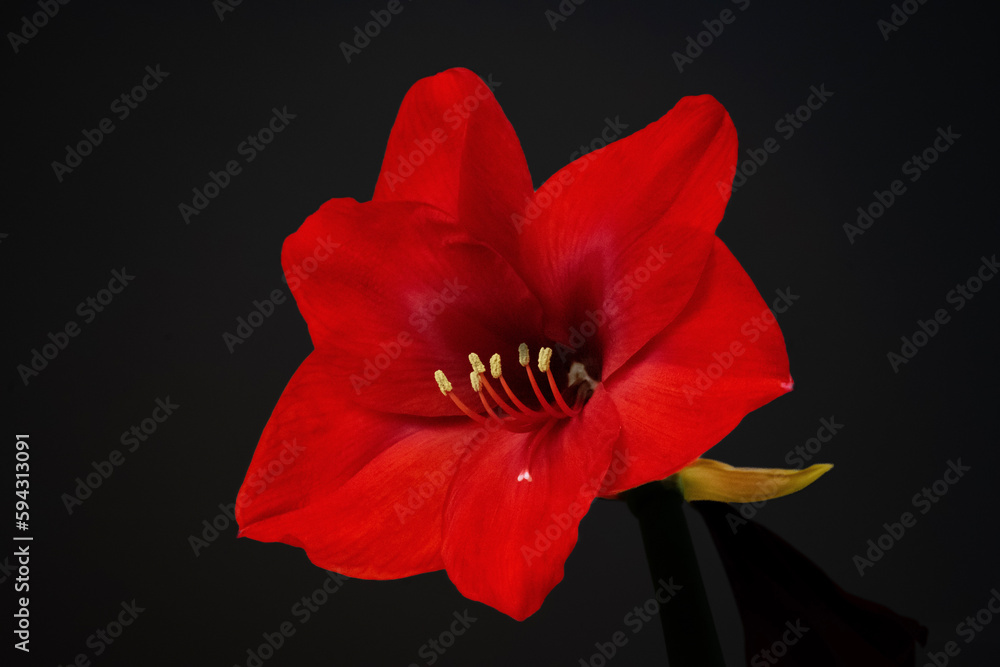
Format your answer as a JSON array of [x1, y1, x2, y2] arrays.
[[236, 68, 792, 620]]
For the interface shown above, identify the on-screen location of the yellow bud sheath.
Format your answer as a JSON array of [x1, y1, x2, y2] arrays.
[[673, 458, 833, 503]]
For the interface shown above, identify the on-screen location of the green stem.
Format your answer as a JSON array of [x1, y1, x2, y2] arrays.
[[621, 481, 726, 666]]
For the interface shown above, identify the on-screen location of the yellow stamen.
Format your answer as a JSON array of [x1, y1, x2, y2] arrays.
[[483, 350, 537, 416], [476, 385, 501, 420], [434, 344, 590, 427], [434, 370, 453, 395], [469, 353, 486, 375], [537, 347, 553, 373], [433, 369, 486, 424], [524, 354, 564, 419], [498, 369, 540, 416], [545, 366, 579, 417], [477, 355, 518, 415]]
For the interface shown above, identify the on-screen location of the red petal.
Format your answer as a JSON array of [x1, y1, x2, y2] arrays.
[[601, 238, 792, 494], [440, 387, 622, 620], [373, 68, 533, 260], [237, 350, 472, 578], [515, 95, 737, 378], [282, 198, 543, 416]]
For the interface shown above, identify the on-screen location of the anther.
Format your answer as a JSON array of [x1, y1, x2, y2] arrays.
[[469, 353, 486, 375], [433, 369, 486, 424], [469, 370, 482, 393], [434, 370, 453, 395], [476, 354, 517, 416], [538, 347, 553, 373], [518, 343, 530, 367]]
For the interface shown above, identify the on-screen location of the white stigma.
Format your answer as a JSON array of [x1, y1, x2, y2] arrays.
[[434, 370, 453, 395], [567, 361, 598, 390], [517, 469, 533, 482]]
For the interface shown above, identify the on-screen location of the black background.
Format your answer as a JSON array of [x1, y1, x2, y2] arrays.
[[5, 0, 997, 665]]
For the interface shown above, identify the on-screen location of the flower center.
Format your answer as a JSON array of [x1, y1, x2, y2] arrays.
[[433, 343, 597, 482]]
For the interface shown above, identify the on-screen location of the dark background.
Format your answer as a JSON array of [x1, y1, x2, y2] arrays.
[[5, 0, 997, 665]]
